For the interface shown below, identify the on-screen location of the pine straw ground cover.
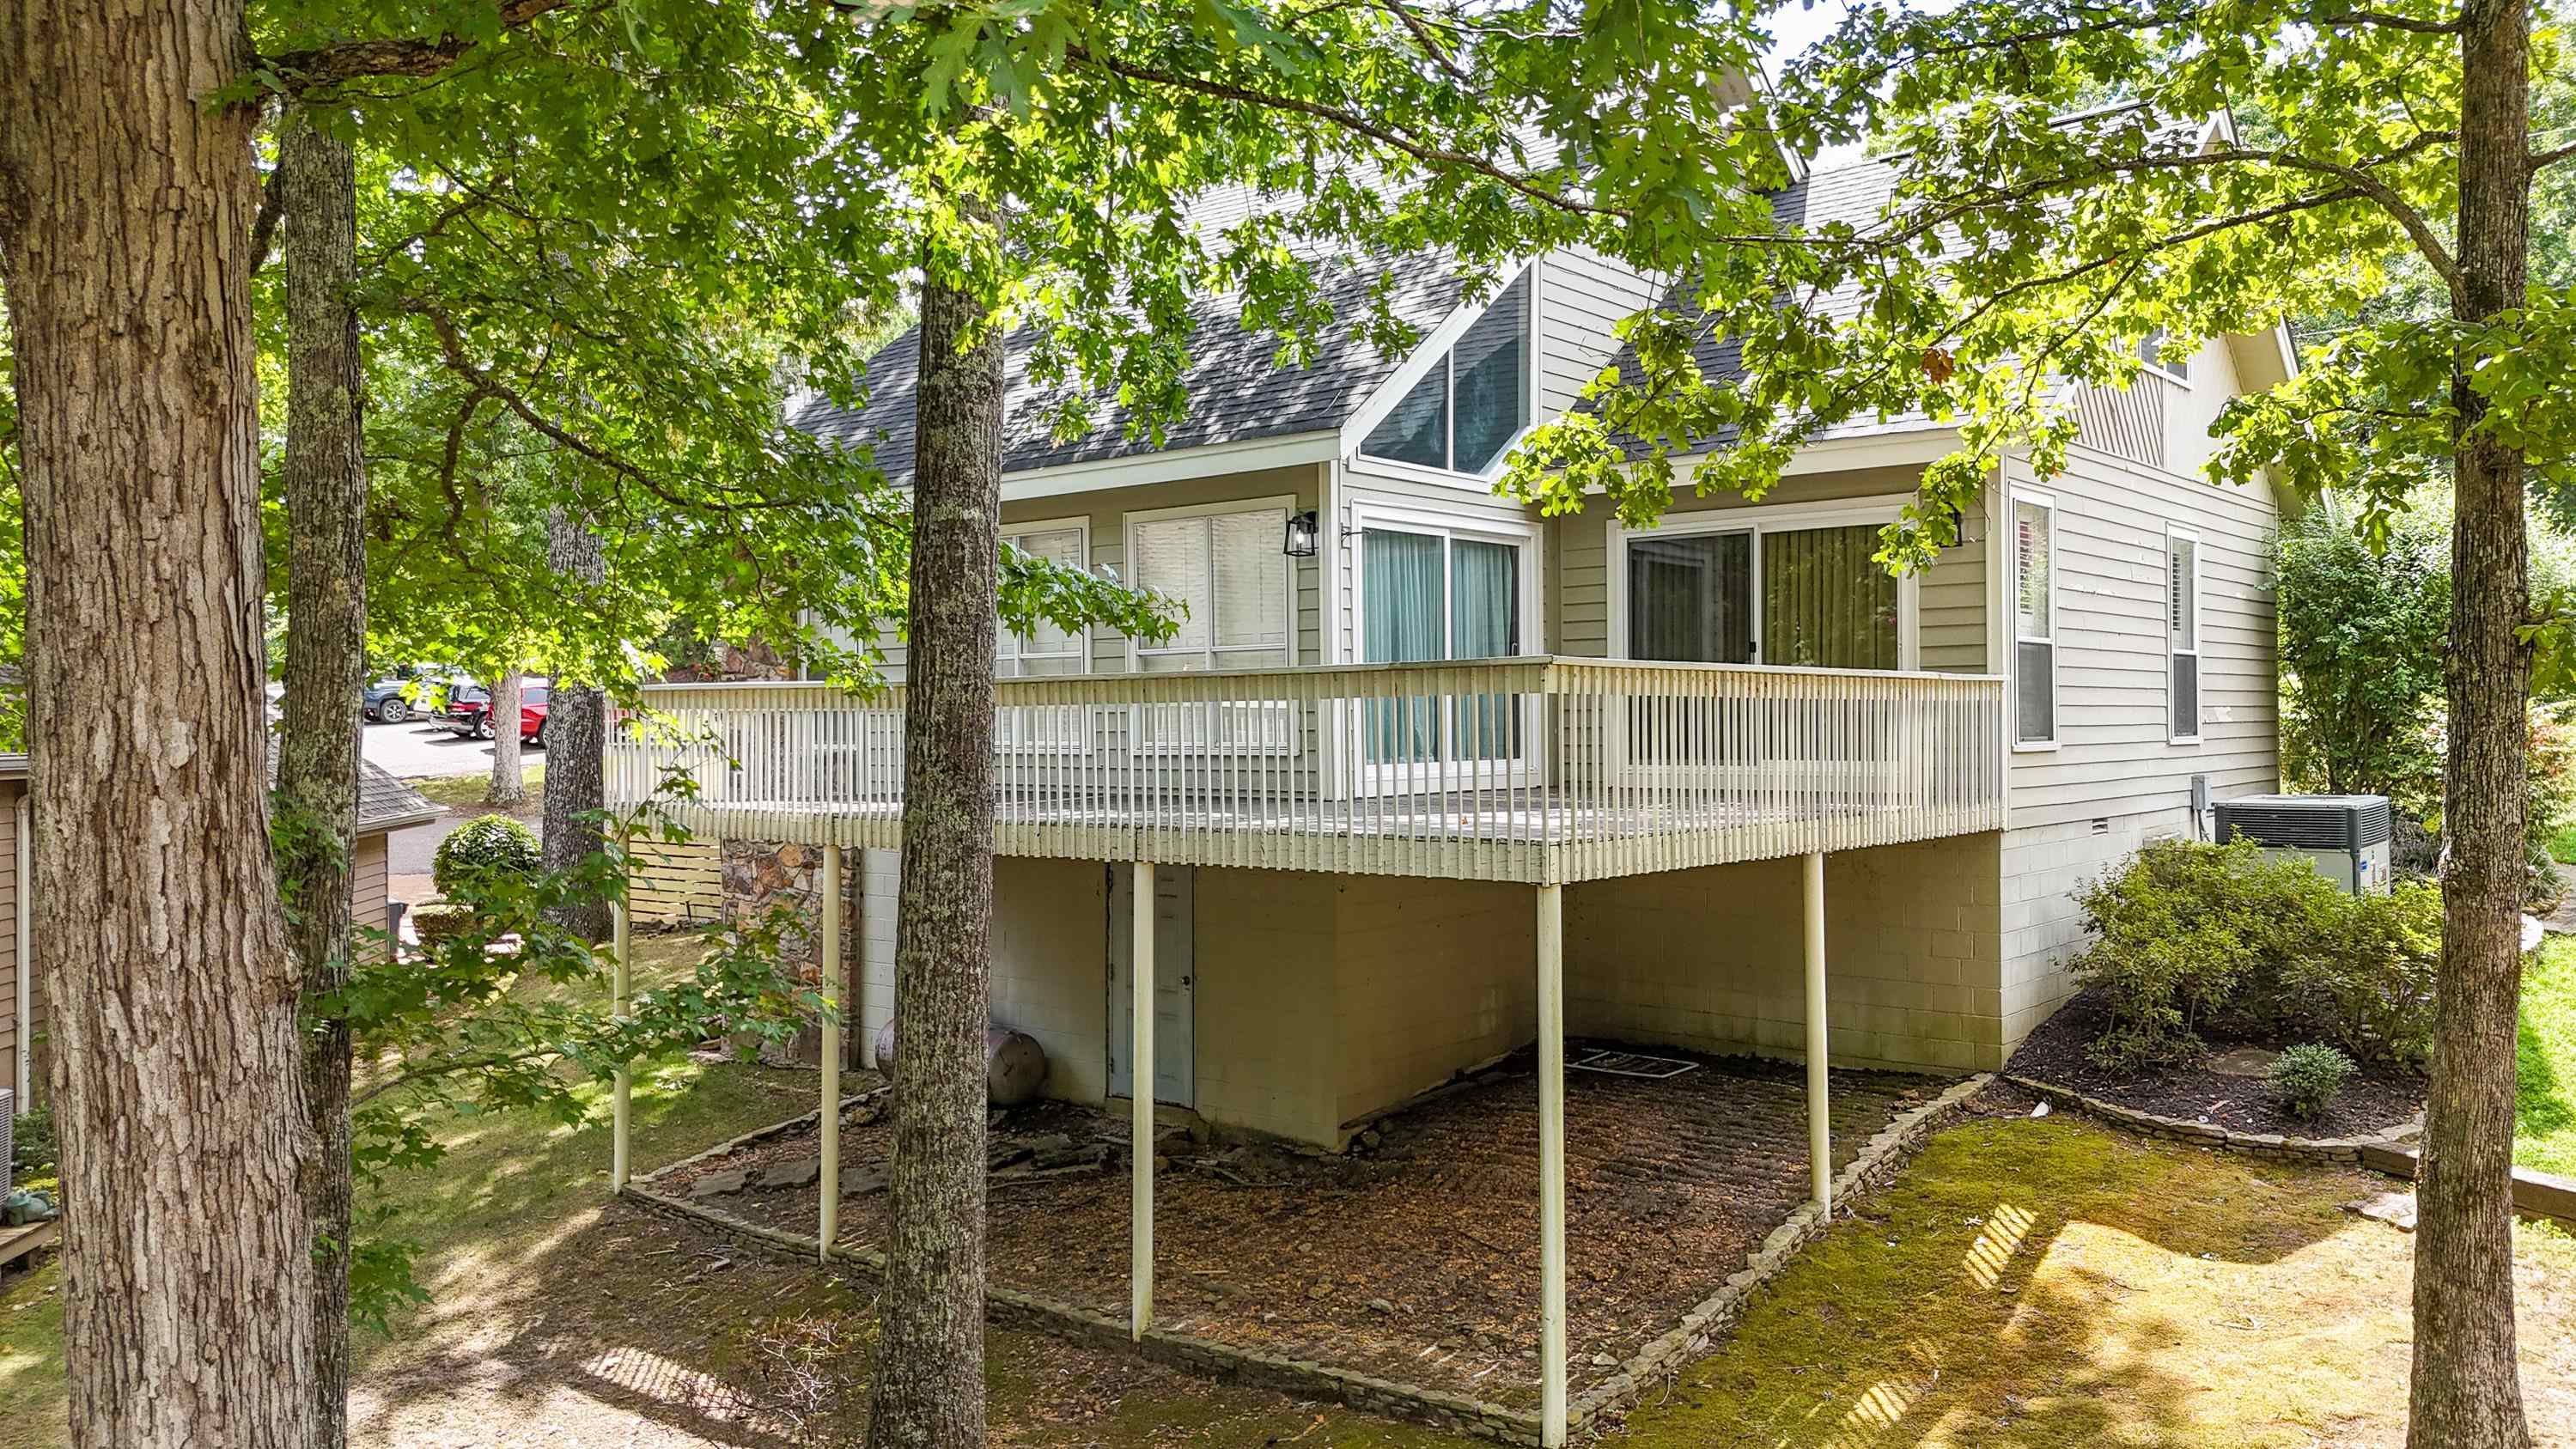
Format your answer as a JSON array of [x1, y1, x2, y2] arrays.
[[662, 1053, 1946, 1409]]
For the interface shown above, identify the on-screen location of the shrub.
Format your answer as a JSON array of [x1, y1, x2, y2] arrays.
[[2071, 838, 2440, 1070], [432, 814, 541, 898], [408, 902, 478, 946], [9, 1100, 56, 1179], [2266, 1044, 2359, 1120]]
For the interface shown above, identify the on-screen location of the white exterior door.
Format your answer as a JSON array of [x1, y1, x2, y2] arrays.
[[1108, 865, 1194, 1106]]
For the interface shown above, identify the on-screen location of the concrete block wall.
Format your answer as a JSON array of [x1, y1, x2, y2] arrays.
[[1330, 874, 1537, 1129], [1191, 868, 1340, 1143], [1563, 833, 2008, 1072], [1998, 806, 2195, 1050]]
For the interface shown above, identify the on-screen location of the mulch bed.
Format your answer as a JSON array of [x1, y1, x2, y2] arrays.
[[2006, 989, 2426, 1136], [655, 1046, 1947, 1409]]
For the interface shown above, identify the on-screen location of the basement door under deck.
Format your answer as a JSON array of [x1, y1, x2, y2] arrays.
[[1108, 864, 1195, 1107]]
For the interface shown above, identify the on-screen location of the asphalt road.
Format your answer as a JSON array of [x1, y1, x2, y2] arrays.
[[362, 715, 535, 779]]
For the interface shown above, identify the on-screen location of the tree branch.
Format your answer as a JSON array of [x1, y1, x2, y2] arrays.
[[247, 174, 285, 278], [2535, 139, 2576, 174], [2311, 6, 2460, 32], [264, 0, 576, 90]]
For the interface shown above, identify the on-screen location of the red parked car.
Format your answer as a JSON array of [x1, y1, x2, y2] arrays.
[[442, 682, 551, 746]]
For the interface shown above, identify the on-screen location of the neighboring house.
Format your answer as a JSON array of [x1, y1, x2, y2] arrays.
[[608, 117, 2293, 1443], [0, 753, 438, 1114]]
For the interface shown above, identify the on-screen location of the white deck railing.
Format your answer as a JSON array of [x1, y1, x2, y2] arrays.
[[609, 658, 2008, 884]]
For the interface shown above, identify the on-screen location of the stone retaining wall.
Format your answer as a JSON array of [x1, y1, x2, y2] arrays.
[[2001, 1074, 2421, 1166], [627, 1073, 1997, 1446]]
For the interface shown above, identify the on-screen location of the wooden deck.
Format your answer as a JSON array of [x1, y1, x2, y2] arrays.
[[0, 1216, 57, 1270], [612, 658, 2011, 884]]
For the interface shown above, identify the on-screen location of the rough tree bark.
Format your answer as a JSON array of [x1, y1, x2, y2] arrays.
[[2409, 0, 2535, 1444], [541, 508, 611, 941], [862, 222, 1002, 1449], [486, 669, 527, 807], [0, 2, 321, 1444], [275, 102, 368, 1449]]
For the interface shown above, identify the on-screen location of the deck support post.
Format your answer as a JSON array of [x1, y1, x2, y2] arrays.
[[1130, 859, 1155, 1342], [1537, 880, 1568, 1448], [1803, 849, 1830, 1214], [610, 827, 633, 1193], [818, 843, 843, 1261]]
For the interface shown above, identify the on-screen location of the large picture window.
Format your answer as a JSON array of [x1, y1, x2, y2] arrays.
[[2014, 495, 2057, 747], [2168, 527, 2201, 743], [1358, 270, 1533, 475], [1623, 518, 1903, 671]]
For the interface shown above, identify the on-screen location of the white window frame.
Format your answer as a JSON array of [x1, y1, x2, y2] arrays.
[[2167, 524, 2203, 746], [2139, 328, 2193, 387], [997, 516, 1093, 678], [1603, 496, 1921, 671], [993, 516, 1094, 756], [2011, 490, 2060, 752], [1349, 264, 1542, 484], [1347, 501, 1544, 794], [1122, 495, 1303, 757]]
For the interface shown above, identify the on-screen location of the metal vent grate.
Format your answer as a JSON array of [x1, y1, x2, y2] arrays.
[[1571, 1050, 1700, 1081], [2214, 795, 2393, 851]]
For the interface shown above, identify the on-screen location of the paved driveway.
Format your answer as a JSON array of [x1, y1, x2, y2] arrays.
[[364, 716, 539, 779]]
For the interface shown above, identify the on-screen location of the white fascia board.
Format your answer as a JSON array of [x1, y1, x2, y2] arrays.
[[996, 430, 1342, 501]]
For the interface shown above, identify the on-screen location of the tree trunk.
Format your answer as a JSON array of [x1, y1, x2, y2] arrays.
[[863, 222, 1002, 1449], [275, 102, 368, 1449], [0, 3, 320, 1445], [541, 508, 610, 941], [486, 669, 527, 807], [2409, 1, 2535, 1445]]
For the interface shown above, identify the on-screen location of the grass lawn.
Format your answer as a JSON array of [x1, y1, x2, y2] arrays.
[[9, 991, 2576, 1444], [2524, 938, 2576, 1178], [407, 761, 545, 813], [1614, 1111, 2576, 1448], [2549, 822, 2576, 866]]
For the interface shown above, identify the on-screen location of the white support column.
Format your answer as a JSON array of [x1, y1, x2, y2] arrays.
[[610, 828, 633, 1193], [1130, 859, 1155, 1342], [1803, 850, 1831, 1214], [1536, 881, 1568, 1448], [818, 843, 844, 1261]]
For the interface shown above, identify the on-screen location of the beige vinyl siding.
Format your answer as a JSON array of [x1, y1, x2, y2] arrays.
[[1546, 463, 1988, 672], [1995, 331, 2283, 1049], [353, 831, 393, 943], [1329, 463, 1547, 666], [1535, 247, 1665, 421]]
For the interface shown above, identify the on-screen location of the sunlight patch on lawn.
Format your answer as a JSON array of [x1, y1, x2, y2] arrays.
[[2522, 940, 2576, 1177]]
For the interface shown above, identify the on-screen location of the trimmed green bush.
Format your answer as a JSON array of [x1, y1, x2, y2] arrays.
[[9, 1100, 56, 1179], [2266, 1044, 2359, 1119], [2070, 837, 2440, 1070], [432, 814, 541, 898], [409, 902, 478, 946]]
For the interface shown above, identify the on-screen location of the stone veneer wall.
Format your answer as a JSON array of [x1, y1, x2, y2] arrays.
[[719, 838, 861, 1066]]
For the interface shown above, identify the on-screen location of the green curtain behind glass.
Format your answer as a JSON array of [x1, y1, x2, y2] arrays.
[[1450, 539, 1518, 759], [1364, 529, 1444, 764], [1760, 526, 1898, 669]]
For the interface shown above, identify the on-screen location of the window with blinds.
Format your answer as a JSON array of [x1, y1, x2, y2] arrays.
[[2169, 528, 2201, 741], [1127, 504, 1297, 752], [2014, 496, 2056, 746], [997, 522, 1089, 678]]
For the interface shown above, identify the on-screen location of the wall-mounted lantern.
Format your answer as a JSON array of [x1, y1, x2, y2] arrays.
[[1282, 509, 1320, 558]]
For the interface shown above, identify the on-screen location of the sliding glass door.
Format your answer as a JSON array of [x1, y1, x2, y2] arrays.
[[1360, 522, 1527, 787], [1626, 520, 1903, 671]]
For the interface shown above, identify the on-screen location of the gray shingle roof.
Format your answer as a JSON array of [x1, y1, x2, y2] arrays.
[[2, 748, 436, 834], [790, 253, 1466, 482]]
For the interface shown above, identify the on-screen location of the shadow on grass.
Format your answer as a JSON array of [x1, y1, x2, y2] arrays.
[[1613, 1115, 2402, 1449]]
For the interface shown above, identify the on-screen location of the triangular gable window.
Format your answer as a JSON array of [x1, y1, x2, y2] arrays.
[[1360, 270, 1532, 473]]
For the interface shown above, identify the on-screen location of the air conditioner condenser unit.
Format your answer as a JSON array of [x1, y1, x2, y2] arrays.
[[2211, 794, 2395, 895]]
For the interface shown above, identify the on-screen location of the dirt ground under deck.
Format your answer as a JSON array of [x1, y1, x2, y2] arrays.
[[659, 1048, 1947, 1409]]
